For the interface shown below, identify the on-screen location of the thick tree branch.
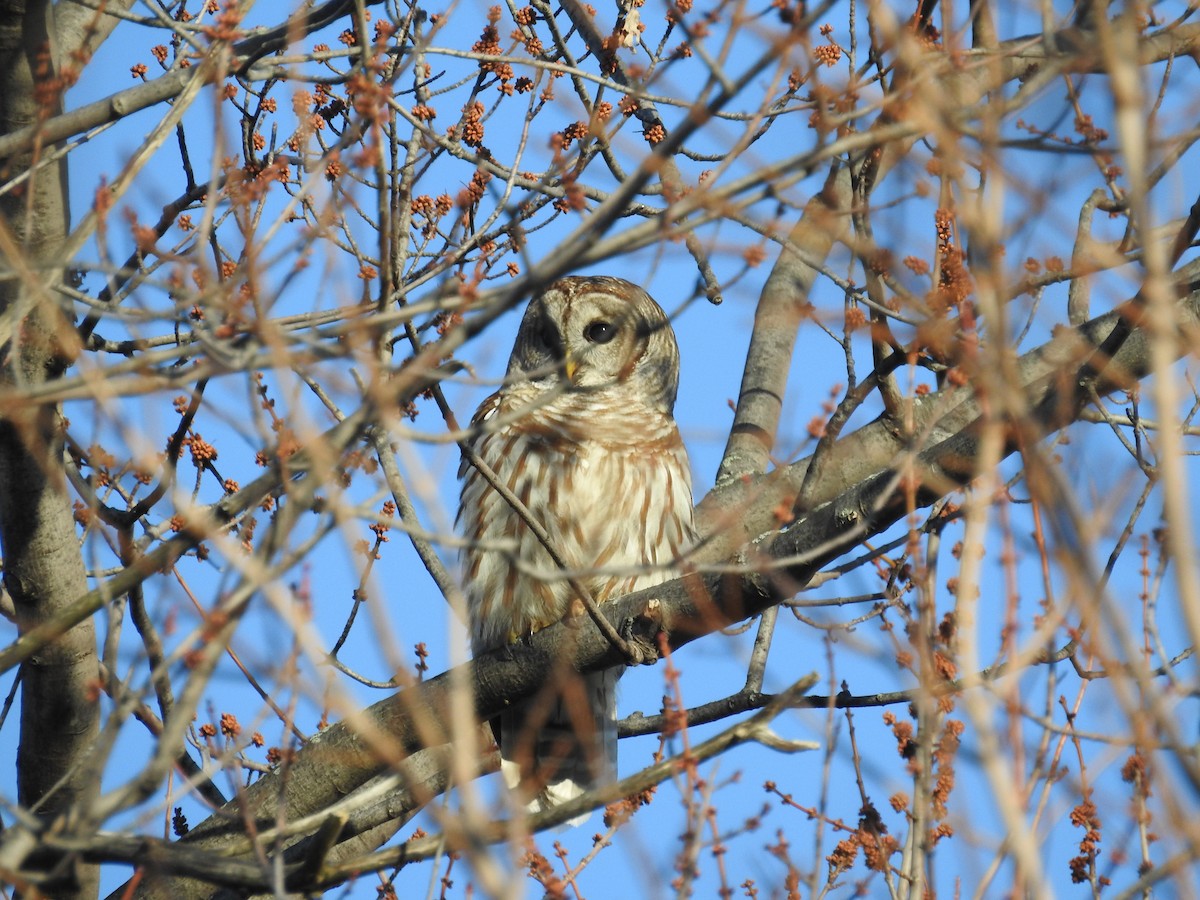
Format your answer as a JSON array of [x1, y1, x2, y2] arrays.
[[714, 170, 849, 485], [698, 258, 1200, 562], [0, 3, 103, 897]]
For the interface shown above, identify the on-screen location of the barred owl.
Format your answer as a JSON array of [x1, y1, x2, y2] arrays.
[[458, 275, 695, 816]]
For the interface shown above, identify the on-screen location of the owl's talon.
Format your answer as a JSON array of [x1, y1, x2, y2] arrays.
[[565, 598, 586, 626], [619, 614, 661, 666]]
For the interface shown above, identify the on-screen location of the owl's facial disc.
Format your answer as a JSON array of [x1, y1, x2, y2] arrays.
[[509, 276, 678, 411]]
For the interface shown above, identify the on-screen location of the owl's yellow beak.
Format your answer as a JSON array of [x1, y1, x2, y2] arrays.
[[564, 358, 579, 382]]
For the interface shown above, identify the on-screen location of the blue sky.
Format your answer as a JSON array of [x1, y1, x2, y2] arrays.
[[2, 0, 1200, 896]]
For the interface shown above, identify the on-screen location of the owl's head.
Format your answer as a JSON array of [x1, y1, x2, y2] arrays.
[[508, 275, 681, 413]]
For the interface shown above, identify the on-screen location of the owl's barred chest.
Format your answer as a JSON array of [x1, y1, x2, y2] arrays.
[[484, 422, 688, 560], [462, 414, 694, 651]]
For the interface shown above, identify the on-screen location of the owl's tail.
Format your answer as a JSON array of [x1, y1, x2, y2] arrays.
[[498, 666, 619, 826]]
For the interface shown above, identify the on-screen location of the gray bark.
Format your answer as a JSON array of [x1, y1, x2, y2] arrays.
[[0, 2, 124, 897]]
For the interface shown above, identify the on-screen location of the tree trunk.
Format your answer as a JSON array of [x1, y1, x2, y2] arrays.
[[0, 2, 98, 897]]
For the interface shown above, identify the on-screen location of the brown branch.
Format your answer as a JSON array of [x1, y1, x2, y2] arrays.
[[0, 0, 384, 165], [0, 404, 370, 676], [93, 678, 816, 895], [92, 267, 1200, 898], [618, 639, 1086, 736]]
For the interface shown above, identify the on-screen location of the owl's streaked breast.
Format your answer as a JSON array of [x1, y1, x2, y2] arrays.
[[460, 395, 694, 654]]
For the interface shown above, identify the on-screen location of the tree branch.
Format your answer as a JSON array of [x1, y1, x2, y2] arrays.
[[0, 0, 385, 164], [102, 265, 1200, 897]]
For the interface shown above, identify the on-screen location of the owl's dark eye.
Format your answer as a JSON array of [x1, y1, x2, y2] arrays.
[[584, 321, 617, 344]]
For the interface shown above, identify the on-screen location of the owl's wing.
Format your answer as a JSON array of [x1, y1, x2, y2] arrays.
[[457, 390, 502, 481]]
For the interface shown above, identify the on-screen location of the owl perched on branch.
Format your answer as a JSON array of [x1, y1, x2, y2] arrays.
[[458, 275, 695, 817]]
